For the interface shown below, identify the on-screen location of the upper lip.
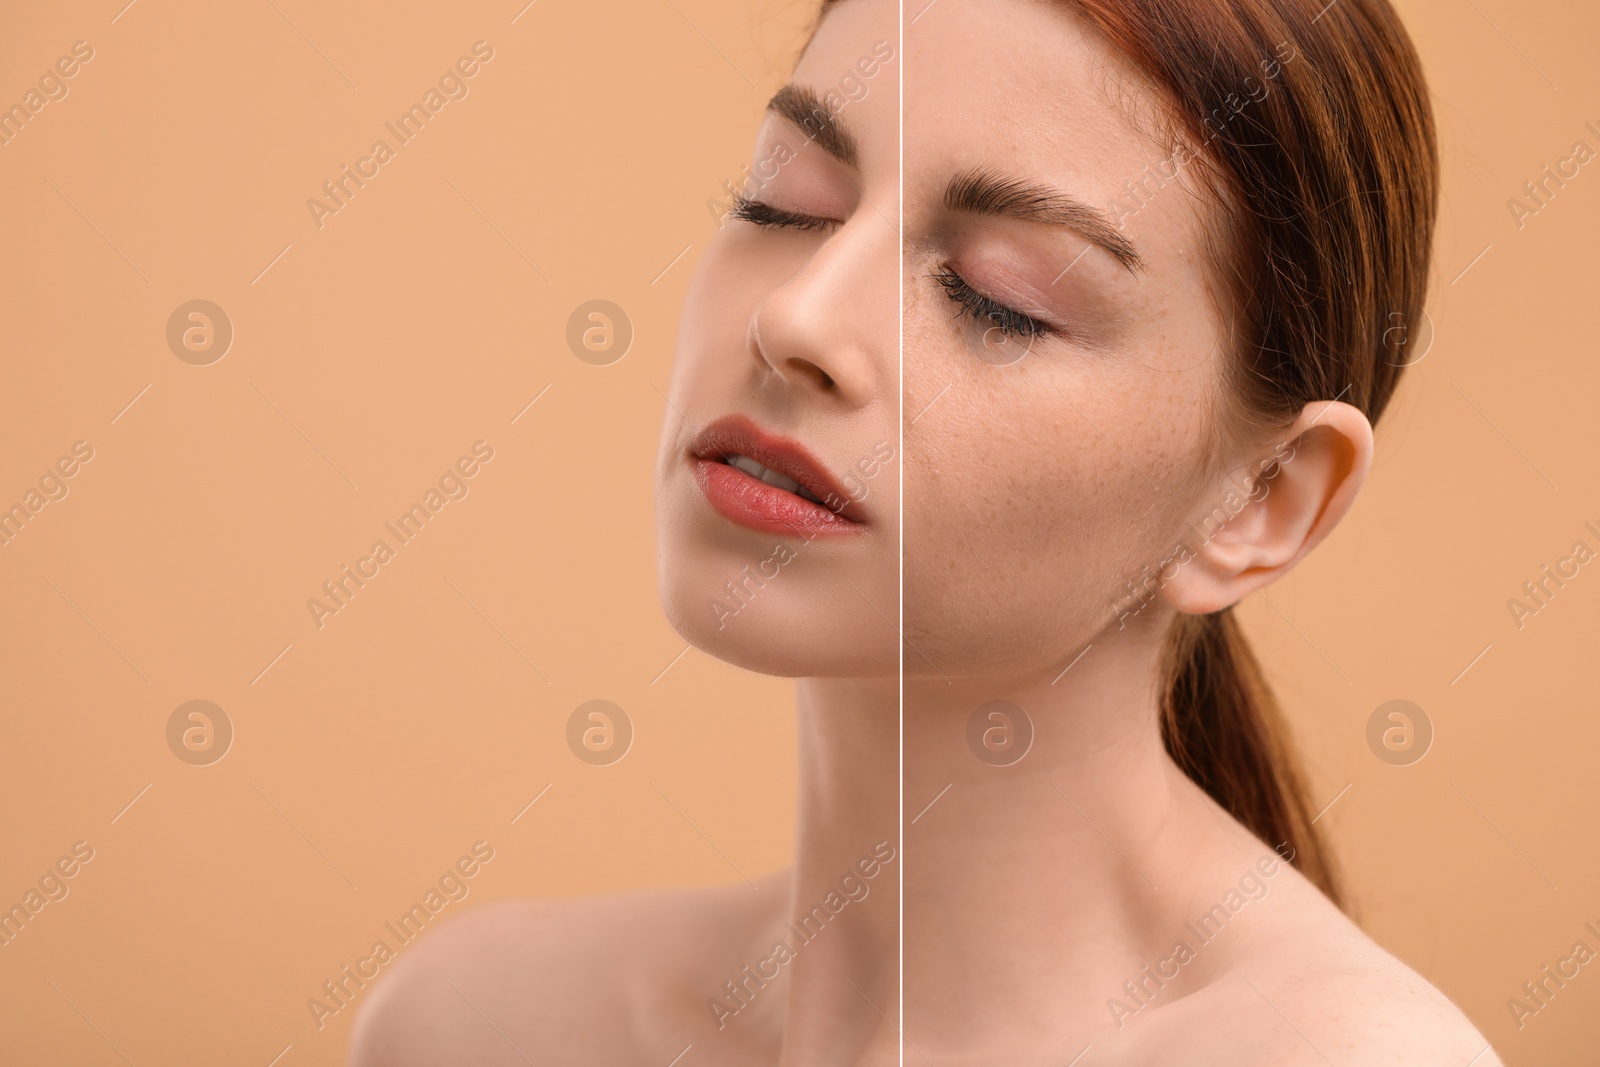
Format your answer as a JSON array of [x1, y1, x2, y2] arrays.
[[689, 414, 866, 523]]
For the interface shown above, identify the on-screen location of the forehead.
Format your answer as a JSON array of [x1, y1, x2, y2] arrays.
[[787, 0, 899, 147], [905, 0, 1210, 256]]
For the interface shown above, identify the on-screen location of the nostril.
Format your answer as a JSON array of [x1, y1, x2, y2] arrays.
[[784, 356, 837, 391]]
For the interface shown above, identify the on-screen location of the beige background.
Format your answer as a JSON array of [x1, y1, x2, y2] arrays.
[[1247, 0, 1600, 1062], [0, 0, 1594, 1063]]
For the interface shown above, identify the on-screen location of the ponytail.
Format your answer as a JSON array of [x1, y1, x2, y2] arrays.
[[1160, 609, 1341, 904], [1062, 0, 1438, 911]]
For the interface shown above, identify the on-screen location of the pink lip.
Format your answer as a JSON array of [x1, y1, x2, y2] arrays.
[[689, 415, 867, 536]]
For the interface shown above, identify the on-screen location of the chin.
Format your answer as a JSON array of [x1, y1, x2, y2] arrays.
[[655, 544, 897, 680], [652, 452, 898, 679]]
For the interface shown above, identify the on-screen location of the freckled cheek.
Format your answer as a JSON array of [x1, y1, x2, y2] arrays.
[[933, 387, 1199, 573], [906, 405, 1112, 556]]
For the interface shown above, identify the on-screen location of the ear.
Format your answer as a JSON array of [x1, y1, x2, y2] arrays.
[[1161, 400, 1374, 616]]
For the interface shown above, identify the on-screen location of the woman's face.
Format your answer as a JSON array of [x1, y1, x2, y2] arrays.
[[904, 0, 1240, 681], [655, 0, 900, 678]]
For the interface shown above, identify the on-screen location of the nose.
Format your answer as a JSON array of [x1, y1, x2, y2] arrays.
[[745, 208, 894, 409]]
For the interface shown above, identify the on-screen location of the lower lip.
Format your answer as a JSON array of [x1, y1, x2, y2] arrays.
[[692, 458, 864, 537]]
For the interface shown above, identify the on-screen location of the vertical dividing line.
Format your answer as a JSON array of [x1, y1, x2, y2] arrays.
[[896, 0, 906, 1059]]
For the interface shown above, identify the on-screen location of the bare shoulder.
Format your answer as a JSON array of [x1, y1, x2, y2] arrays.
[[1124, 865, 1500, 1066], [349, 878, 787, 1067], [1243, 900, 1497, 1065]]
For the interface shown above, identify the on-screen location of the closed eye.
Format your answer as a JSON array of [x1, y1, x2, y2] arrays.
[[727, 194, 835, 232], [932, 267, 1053, 339]]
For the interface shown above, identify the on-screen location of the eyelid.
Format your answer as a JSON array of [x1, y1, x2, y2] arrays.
[[728, 194, 838, 232], [932, 265, 1055, 339]]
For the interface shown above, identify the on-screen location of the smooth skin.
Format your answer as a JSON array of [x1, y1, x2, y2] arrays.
[[901, 1, 1499, 1064], [351, 0, 1501, 1063], [349, 1, 902, 1064]]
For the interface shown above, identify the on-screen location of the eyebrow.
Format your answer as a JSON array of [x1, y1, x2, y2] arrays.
[[767, 84, 859, 169], [943, 167, 1145, 274]]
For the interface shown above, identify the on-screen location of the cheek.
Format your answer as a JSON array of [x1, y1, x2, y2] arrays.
[[656, 240, 755, 540], [657, 236, 768, 459], [674, 239, 758, 377], [904, 341, 1212, 673]]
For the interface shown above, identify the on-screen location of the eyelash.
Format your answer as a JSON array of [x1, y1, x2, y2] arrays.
[[931, 267, 1053, 339], [728, 200, 1053, 342], [727, 195, 834, 232]]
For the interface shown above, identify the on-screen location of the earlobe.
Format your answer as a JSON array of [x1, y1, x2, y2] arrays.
[[1161, 400, 1374, 615]]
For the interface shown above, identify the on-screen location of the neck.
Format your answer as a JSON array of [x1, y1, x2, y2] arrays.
[[778, 674, 901, 1065], [902, 620, 1255, 1058]]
